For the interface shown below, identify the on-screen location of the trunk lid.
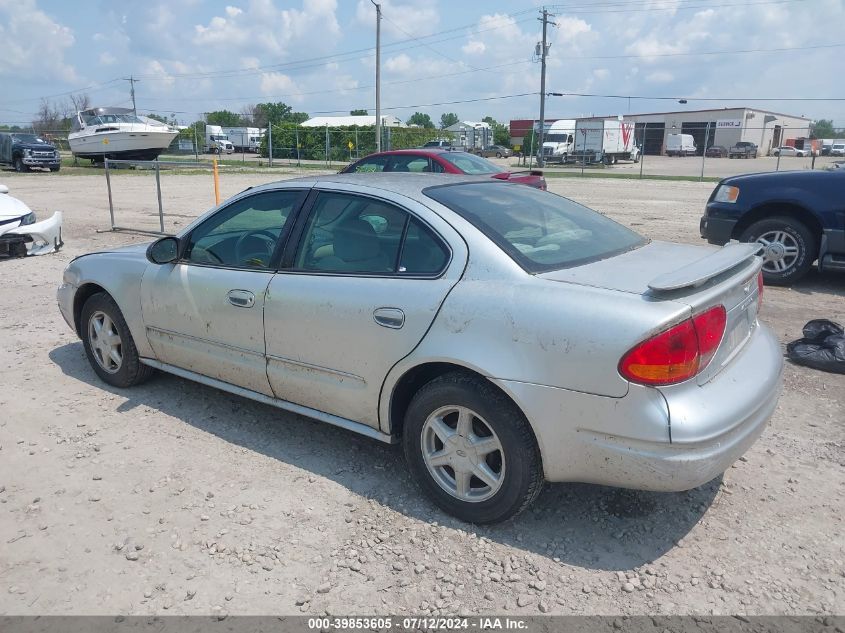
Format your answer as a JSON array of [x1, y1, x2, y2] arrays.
[[539, 240, 763, 385]]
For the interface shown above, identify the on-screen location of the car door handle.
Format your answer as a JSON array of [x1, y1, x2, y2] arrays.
[[373, 307, 405, 329], [227, 289, 255, 308]]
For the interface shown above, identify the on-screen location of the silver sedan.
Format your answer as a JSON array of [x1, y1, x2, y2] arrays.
[[57, 174, 783, 523]]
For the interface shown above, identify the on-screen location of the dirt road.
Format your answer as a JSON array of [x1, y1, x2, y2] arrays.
[[0, 170, 842, 616]]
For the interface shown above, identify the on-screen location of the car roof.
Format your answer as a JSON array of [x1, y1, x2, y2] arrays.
[[253, 172, 504, 199], [355, 148, 465, 157]]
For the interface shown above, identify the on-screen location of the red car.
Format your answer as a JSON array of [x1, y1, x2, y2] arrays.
[[340, 149, 546, 190]]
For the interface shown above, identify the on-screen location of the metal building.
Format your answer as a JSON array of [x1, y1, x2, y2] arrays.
[[510, 108, 812, 156]]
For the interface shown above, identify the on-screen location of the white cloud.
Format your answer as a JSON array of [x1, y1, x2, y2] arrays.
[[354, 0, 439, 37], [143, 60, 175, 90], [645, 71, 674, 83], [384, 54, 412, 73], [259, 72, 303, 102], [0, 0, 78, 82], [99, 52, 117, 66], [225, 6, 242, 18], [593, 68, 609, 80], [462, 40, 486, 55]]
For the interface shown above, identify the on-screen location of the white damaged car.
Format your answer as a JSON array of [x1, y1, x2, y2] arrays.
[[0, 183, 63, 257]]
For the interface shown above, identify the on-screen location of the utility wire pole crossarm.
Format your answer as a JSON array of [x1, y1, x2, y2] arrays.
[[536, 9, 555, 168], [371, 0, 382, 152]]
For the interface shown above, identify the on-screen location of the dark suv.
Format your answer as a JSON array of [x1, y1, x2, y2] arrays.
[[700, 170, 845, 285]]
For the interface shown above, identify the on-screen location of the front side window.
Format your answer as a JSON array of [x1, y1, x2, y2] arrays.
[[184, 190, 303, 269], [425, 182, 645, 273]]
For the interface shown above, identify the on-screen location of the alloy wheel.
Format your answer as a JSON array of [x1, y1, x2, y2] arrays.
[[756, 230, 800, 274], [421, 405, 505, 502], [88, 311, 123, 374]]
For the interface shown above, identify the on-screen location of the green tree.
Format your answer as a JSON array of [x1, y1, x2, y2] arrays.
[[350, 109, 368, 116], [440, 112, 459, 129], [252, 102, 310, 127], [811, 119, 836, 139], [205, 110, 243, 126], [407, 112, 434, 128], [482, 115, 511, 147]]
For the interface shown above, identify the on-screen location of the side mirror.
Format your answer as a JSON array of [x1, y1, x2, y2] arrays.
[[147, 236, 179, 264]]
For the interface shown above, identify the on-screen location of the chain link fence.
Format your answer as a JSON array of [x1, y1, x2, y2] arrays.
[[10, 124, 843, 180]]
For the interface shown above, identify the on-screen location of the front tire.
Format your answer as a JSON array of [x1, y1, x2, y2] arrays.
[[402, 373, 543, 523], [14, 157, 27, 172], [739, 217, 817, 285], [81, 293, 154, 387]]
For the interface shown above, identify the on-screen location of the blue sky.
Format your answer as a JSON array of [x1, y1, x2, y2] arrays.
[[1, 0, 843, 127]]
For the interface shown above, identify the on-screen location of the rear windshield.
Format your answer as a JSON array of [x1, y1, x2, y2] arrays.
[[424, 182, 646, 273], [439, 152, 501, 175]]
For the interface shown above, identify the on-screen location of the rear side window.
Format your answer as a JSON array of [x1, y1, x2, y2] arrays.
[[350, 156, 388, 173], [388, 155, 431, 172], [424, 182, 645, 273], [400, 218, 449, 274], [439, 152, 500, 175]]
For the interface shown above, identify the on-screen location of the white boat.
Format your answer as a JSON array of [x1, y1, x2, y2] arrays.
[[69, 107, 179, 162]]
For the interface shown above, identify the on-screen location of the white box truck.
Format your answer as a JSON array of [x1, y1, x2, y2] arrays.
[[570, 118, 639, 165], [204, 125, 234, 154], [540, 119, 576, 164], [221, 127, 264, 153], [666, 133, 696, 157]]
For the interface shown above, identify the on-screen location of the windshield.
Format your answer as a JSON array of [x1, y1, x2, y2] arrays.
[[544, 133, 571, 144], [439, 152, 501, 175], [11, 134, 44, 144], [424, 182, 646, 273], [82, 113, 143, 126]]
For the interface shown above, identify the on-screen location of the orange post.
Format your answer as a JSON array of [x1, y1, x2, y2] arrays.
[[212, 157, 220, 205]]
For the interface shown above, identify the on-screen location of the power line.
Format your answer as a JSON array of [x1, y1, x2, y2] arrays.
[[549, 91, 845, 101]]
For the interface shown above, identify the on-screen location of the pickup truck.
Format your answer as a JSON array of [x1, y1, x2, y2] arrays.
[[728, 142, 758, 159], [0, 132, 61, 172], [700, 170, 845, 285]]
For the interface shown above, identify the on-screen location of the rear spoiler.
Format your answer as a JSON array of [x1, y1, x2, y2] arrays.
[[648, 242, 761, 291], [492, 169, 544, 180]]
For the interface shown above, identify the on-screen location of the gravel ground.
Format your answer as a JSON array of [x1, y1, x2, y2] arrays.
[[0, 169, 842, 616]]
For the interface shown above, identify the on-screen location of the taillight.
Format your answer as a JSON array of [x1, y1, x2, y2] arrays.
[[619, 305, 727, 386], [756, 270, 764, 312]]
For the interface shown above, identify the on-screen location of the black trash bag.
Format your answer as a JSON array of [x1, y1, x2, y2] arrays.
[[786, 319, 845, 374]]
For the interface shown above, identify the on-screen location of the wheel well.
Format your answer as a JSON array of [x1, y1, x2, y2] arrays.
[[732, 203, 823, 248], [73, 283, 108, 338], [388, 362, 522, 438]]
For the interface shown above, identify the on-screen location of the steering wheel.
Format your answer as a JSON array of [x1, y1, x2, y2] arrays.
[[235, 229, 277, 267]]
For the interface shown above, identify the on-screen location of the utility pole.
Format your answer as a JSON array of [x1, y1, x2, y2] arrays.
[[536, 8, 554, 168], [371, 0, 382, 152], [124, 76, 139, 115]]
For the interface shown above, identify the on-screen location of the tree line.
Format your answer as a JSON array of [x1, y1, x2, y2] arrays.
[[12, 93, 512, 148]]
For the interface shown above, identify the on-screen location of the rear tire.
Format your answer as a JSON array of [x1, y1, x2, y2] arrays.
[[739, 217, 816, 285], [402, 372, 543, 524], [81, 292, 154, 388]]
